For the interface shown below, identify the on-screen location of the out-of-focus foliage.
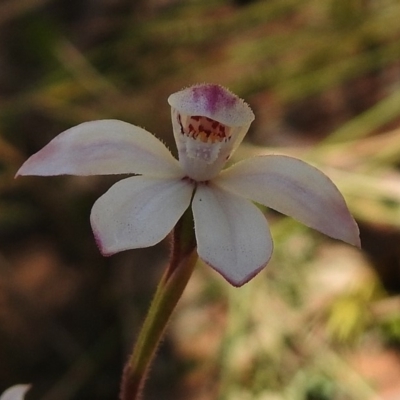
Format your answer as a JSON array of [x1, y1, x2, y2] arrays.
[[1, 0, 400, 399]]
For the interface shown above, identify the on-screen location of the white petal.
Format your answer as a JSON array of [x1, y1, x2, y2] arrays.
[[91, 176, 193, 255], [0, 385, 30, 400], [192, 183, 273, 286], [215, 155, 360, 247], [168, 84, 254, 127], [17, 120, 182, 178]]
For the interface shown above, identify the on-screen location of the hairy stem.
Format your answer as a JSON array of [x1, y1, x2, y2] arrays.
[[120, 208, 197, 400]]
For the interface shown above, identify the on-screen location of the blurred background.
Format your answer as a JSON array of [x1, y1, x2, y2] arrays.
[[1, 0, 400, 399]]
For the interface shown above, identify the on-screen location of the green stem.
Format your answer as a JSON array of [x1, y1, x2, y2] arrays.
[[120, 208, 197, 400]]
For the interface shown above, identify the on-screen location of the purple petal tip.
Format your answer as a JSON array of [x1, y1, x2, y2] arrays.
[[91, 226, 114, 257], [190, 84, 237, 114], [168, 83, 254, 127], [202, 256, 272, 287]]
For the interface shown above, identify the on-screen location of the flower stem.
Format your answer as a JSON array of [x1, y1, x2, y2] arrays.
[[120, 208, 197, 400]]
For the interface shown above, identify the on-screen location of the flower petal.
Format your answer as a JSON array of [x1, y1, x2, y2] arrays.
[[215, 155, 360, 247], [91, 176, 193, 255], [192, 183, 273, 287], [0, 385, 30, 400], [17, 120, 182, 178]]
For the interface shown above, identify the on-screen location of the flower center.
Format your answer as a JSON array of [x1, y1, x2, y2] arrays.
[[179, 115, 231, 144]]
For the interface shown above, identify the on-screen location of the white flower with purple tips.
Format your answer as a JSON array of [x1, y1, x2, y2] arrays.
[[17, 84, 360, 286]]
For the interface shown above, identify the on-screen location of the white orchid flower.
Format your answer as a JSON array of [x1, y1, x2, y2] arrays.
[[17, 84, 359, 286], [0, 385, 30, 400]]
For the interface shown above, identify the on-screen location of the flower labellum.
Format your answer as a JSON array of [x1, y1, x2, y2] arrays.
[[17, 83, 360, 287], [169, 84, 254, 181]]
